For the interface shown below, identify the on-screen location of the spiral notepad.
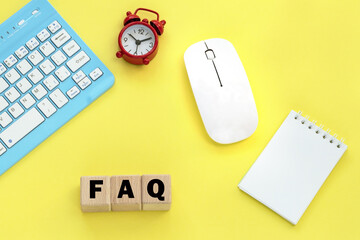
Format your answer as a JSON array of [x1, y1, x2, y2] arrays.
[[238, 110, 347, 225]]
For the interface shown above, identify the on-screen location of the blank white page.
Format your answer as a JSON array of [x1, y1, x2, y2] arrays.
[[238, 110, 347, 225]]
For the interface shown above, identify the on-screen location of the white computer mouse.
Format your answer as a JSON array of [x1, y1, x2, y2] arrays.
[[184, 38, 258, 144]]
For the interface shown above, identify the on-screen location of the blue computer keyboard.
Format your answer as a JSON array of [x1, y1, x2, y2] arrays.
[[0, 0, 114, 175]]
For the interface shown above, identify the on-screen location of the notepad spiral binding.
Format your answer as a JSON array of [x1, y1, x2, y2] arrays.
[[292, 111, 346, 149]]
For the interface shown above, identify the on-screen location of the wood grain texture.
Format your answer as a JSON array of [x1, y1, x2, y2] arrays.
[[80, 176, 111, 212], [111, 175, 142, 211], [142, 174, 171, 211]]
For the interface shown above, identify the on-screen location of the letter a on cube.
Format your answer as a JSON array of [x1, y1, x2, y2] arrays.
[[111, 175, 142, 211]]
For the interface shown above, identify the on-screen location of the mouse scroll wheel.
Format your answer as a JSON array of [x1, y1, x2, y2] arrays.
[[205, 49, 216, 60]]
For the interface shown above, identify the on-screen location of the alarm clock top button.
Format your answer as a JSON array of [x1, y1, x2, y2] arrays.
[[150, 20, 166, 35]]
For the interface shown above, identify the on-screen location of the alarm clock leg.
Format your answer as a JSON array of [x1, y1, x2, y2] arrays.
[[143, 58, 150, 65], [116, 51, 123, 58]]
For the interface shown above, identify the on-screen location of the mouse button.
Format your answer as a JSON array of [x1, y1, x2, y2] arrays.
[[205, 49, 216, 60]]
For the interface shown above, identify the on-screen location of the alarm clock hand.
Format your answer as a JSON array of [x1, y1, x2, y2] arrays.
[[134, 45, 139, 55], [140, 37, 152, 43], [128, 33, 138, 41]]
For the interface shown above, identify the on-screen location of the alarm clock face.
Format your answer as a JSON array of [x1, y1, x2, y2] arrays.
[[121, 24, 156, 56]]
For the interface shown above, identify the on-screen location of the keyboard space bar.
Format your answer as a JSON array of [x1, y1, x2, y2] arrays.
[[0, 108, 45, 148]]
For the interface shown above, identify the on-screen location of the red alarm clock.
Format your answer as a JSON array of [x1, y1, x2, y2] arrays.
[[116, 8, 166, 65]]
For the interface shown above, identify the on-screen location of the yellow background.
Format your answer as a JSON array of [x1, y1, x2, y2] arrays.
[[0, 0, 359, 239]]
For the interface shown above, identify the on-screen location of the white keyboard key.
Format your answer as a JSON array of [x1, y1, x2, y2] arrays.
[[5, 87, 20, 102], [28, 69, 44, 84], [63, 40, 80, 57], [39, 41, 55, 57], [66, 86, 80, 99], [51, 29, 71, 47], [51, 50, 67, 66], [0, 63, 6, 75], [55, 66, 70, 81], [28, 50, 44, 66], [20, 93, 36, 109], [48, 20, 62, 33], [40, 59, 55, 75], [32, 84, 47, 100], [0, 143, 6, 156], [78, 77, 92, 90], [89, 68, 103, 81], [37, 29, 51, 42], [26, 37, 40, 50], [0, 77, 9, 93], [0, 96, 9, 111], [0, 108, 45, 148], [5, 69, 21, 84], [38, 98, 56, 118], [66, 51, 90, 72], [43, 75, 59, 91], [72, 70, 86, 83], [16, 59, 32, 75], [16, 78, 32, 93], [49, 89, 68, 108], [8, 103, 24, 118], [0, 112, 12, 128], [15, 46, 29, 59], [4, 54, 17, 68]]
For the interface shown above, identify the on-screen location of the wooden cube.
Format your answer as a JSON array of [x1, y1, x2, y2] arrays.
[[142, 174, 171, 210], [111, 175, 142, 211], [80, 176, 111, 212]]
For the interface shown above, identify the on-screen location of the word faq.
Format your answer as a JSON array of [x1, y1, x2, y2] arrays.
[[81, 175, 171, 212]]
